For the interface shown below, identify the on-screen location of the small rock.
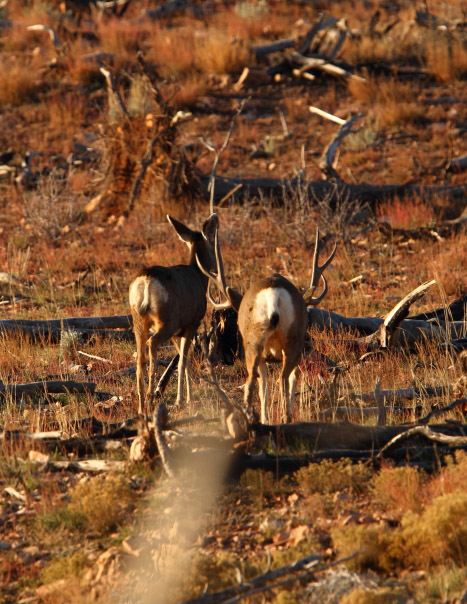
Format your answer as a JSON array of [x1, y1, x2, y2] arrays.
[[28, 450, 50, 464], [36, 579, 67, 597]]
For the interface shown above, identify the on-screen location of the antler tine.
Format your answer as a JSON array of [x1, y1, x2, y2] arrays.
[[195, 228, 232, 310], [306, 228, 337, 306]]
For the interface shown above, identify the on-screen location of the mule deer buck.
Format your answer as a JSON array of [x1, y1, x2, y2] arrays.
[[197, 226, 336, 424], [129, 213, 218, 414]]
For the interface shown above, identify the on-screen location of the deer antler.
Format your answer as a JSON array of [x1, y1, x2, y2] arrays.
[[304, 228, 337, 305], [196, 228, 234, 310]]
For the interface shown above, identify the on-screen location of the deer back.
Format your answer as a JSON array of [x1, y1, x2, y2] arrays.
[[129, 265, 209, 336]]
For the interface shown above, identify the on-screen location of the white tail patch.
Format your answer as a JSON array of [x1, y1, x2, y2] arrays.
[[253, 287, 295, 332], [129, 276, 169, 314]]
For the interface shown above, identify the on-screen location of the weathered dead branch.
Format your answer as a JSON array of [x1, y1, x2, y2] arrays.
[[0, 380, 96, 401], [181, 552, 358, 604], [379, 424, 467, 457], [365, 280, 436, 348], [318, 114, 364, 180], [417, 397, 467, 425]]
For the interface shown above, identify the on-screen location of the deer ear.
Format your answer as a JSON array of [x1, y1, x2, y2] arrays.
[[202, 213, 218, 243], [167, 215, 195, 244]]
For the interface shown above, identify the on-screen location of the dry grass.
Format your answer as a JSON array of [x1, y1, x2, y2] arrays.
[[97, 18, 144, 57], [349, 77, 426, 128], [426, 37, 467, 83], [376, 198, 437, 229], [195, 30, 252, 75], [0, 58, 43, 106], [148, 25, 251, 77]]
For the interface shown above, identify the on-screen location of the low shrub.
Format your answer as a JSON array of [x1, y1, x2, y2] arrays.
[[370, 465, 426, 516], [295, 459, 372, 497], [68, 473, 134, 534]]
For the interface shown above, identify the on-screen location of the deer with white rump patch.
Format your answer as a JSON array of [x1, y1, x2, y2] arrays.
[[197, 225, 337, 424], [129, 213, 218, 414]]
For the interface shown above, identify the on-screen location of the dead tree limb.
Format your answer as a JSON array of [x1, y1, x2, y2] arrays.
[[287, 52, 365, 82], [417, 397, 467, 425], [100, 67, 127, 120], [354, 385, 453, 405], [364, 280, 437, 348], [154, 354, 179, 399], [200, 99, 247, 215], [181, 552, 358, 604], [126, 128, 171, 216]]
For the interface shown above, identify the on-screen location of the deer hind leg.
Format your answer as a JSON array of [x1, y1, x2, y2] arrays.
[[173, 334, 193, 407], [244, 344, 263, 420], [133, 313, 148, 415], [280, 353, 300, 423], [258, 361, 269, 424], [146, 327, 172, 413]]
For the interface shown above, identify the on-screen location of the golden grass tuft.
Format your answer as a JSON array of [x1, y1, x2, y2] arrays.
[[97, 18, 144, 56], [195, 31, 252, 75], [426, 38, 467, 83], [376, 198, 437, 229], [349, 77, 426, 128], [164, 75, 208, 109], [149, 26, 197, 77], [149, 26, 251, 77], [370, 465, 426, 516]]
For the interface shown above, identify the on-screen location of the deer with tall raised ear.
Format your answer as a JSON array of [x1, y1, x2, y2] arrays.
[[197, 226, 336, 424], [129, 213, 218, 415]]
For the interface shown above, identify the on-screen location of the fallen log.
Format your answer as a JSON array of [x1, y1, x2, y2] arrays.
[[286, 51, 365, 82], [409, 294, 467, 322], [199, 173, 467, 209], [307, 307, 466, 344], [353, 385, 453, 404], [0, 321, 134, 343], [181, 552, 360, 604], [40, 459, 126, 473], [1, 428, 136, 455], [253, 38, 296, 58], [0, 380, 96, 400], [253, 420, 467, 452]]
